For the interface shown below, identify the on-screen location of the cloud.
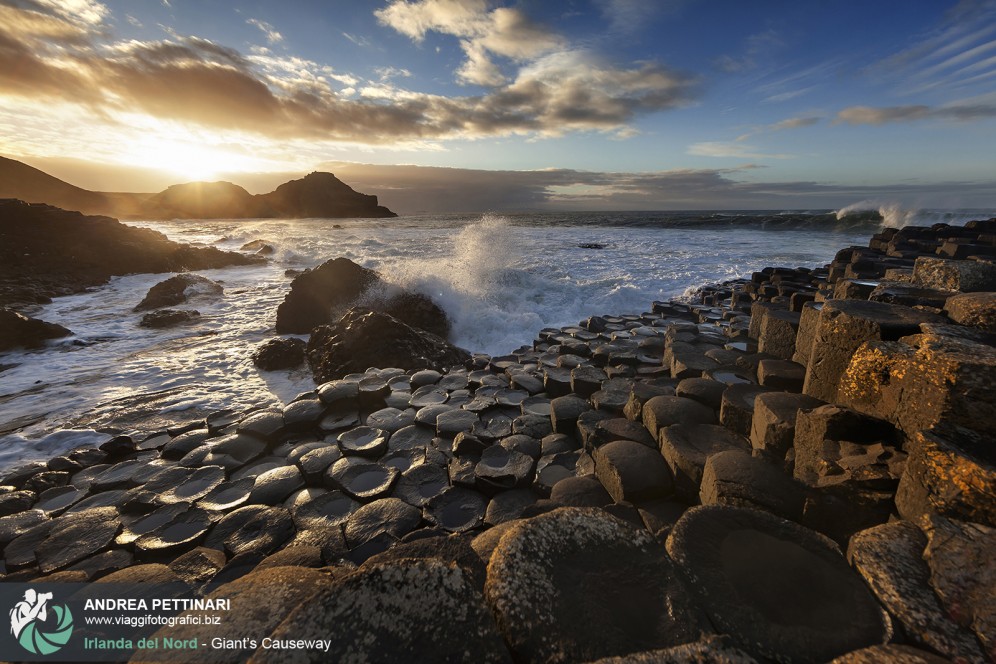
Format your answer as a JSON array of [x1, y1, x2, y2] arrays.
[[376, 0, 563, 86], [0, 2, 695, 144], [687, 141, 792, 159], [246, 18, 283, 45], [834, 98, 996, 124]]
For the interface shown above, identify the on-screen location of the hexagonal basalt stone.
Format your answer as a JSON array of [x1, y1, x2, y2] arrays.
[[297, 445, 342, 484], [282, 398, 326, 430], [435, 408, 479, 437], [223, 506, 294, 558], [486, 507, 704, 664], [475, 446, 536, 493], [186, 433, 267, 471], [197, 478, 253, 511], [36, 506, 122, 573], [134, 507, 213, 557], [641, 396, 716, 437], [425, 487, 487, 533], [117, 503, 191, 546], [344, 497, 422, 549], [594, 440, 674, 504], [392, 464, 450, 507], [414, 403, 454, 427], [292, 490, 360, 530], [410, 385, 449, 408], [659, 424, 751, 502], [326, 458, 400, 502], [34, 485, 85, 515], [238, 409, 286, 440], [365, 407, 416, 433], [249, 465, 305, 505], [666, 505, 891, 662], [485, 489, 539, 525], [336, 426, 390, 457], [158, 465, 226, 505]]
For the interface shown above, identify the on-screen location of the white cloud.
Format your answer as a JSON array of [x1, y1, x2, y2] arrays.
[[247, 18, 283, 45]]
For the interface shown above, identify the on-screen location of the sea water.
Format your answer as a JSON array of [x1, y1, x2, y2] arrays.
[[0, 210, 986, 469]]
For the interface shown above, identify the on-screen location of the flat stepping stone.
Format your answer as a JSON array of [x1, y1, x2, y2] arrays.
[[438, 373, 470, 390], [847, 521, 986, 662], [660, 423, 750, 501], [35, 485, 85, 515], [425, 487, 487, 532], [238, 409, 285, 440], [231, 457, 286, 481], [297, 445, 343, 484], [344, 497, 422, 549], [224, 506, 294, 557], [327, 458, 400, 501], [474, 412, 515, 441], [676, 378, 727, 410], [36, 506, 121, 573], [337, 426, 390, 457], [549, 476, 612, 507], [198, 478, 253, 511], [161, 429, 209, 460], [159, 465, 226, 504], [415, 403, 454, 426], [699, 449, 806, 521], [534, 452, 580, 496], [366, 407, 416, 432], [410, 369, 442, 388], [550, 395, 592, 436], [500, 434, 542, 459], [521, 396, 552, 417], [436, 409, 479, 436], [283, 398, 326, 430], [594, 440, 674, 504], [117, 502, 191, 546], [485, 489, 538, 525], [642, 395, 716, 437], [388, 424, 434, 451], [65, 489, 127, 513], [254, 560, 509, 664], [0, 509, 48, 545], [393, 464, 450, 507], [319, 409, 361, 432], [292, 490, 360, 530], [476, 446, 536, 493], [134, 507, 212, 556], [495, 388, 530, 407], [249, 465, 305, 505], [666, 505, 891, 662], [90, 459, 149, 490], [486, 507, 704, 663], [589, 417, 656, 451], [381, 448, 424, 472], [512, 413, 553, 439], [410, 386, 449, 408], [188, 433, 267, 470]]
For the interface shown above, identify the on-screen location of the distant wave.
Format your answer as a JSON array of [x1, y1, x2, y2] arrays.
[[497, 207, 996, 232]]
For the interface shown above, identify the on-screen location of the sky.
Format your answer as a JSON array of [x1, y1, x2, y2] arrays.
[[2, 0, 996, 212]]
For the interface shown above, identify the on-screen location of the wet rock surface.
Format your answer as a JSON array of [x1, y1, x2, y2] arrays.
[[2, 217, 995, 662]]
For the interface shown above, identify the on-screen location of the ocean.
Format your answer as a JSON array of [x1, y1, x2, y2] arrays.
[[0, 208, 990, 470]]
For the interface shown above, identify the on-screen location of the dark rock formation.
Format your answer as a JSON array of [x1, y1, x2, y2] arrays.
[[276, 258, 378, 333], [275, 257, 451, 338], [307, 309, 470, 384], [251, 337, 306, 371], [0, 307, 71, 350], [259, 172, 396, 219], [139, 309, 201, 328], [0, 200, 259, 309], [135, 273, 222, 311]]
